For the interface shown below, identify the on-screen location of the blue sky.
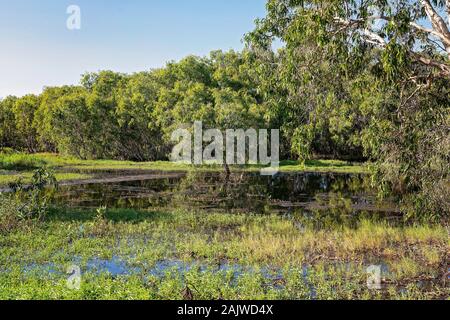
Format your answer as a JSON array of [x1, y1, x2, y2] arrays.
[[0, 0, 267, 97]]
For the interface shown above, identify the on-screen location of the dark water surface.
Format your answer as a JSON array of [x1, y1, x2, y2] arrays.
[[52, 171, 399, 222]]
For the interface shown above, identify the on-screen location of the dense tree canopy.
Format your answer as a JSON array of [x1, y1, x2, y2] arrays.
[[0, 50, 268, 160]]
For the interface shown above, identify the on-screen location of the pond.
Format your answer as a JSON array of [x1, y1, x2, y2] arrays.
[[52, 171, 399, 226]]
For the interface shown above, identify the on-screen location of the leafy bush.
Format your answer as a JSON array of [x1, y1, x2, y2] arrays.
[[0, 197, 24, 234], [0, 168, 58, 233]]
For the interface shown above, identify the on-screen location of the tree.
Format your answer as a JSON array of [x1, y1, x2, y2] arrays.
[[34, 86, 85, 152], [13, 95, 40, 153], [51, 90, 93, 159], [116, 72, 168, 161], [246, 0, 450, 219], [82, 71, 127, 159], [153, 51, 268, 172], [0, 96, 19, 149]]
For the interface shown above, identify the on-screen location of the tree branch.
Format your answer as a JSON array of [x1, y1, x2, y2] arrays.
[[368, 14, 450, 48], [410, 22, 450, 45], [333, 17, 386, 47], [420, 0, 450, 53], [333, 14, 450, 78], [411, 52, 450, 77], [362, 28, 386, 47]]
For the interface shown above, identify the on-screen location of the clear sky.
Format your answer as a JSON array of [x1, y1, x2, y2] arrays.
[[0, 0, 267, 97]]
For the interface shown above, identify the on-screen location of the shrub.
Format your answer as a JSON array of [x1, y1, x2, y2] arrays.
[[0, 196, 23, 234], [0, 168, 58, 233], [0, 147, 18, 155]]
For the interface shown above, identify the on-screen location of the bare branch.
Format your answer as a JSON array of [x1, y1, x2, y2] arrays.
[[412, 52, 450, 77], [333, 17, 386, 47], [420, 0, 450, 53], [369, 14, 450, 48], [362, 29, 386, 47], [410, 22, 450, 45]]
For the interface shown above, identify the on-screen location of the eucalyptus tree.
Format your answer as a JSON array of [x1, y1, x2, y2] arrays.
[[247, 0, 450, 219]]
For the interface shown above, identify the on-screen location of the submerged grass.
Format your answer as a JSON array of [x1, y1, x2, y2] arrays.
[[0, 207, 448, 300]]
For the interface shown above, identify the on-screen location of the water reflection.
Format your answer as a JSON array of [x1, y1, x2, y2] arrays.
[[52, 172, 399, 226]]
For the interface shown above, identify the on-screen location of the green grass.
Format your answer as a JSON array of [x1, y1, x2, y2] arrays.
[[0, 153, 369, 187], [278, 159, 368, 174], [0, 172, 93, 187], [0, 153, 444, 300], [0, 153, 48, 171], [0, 207, 447, 300]]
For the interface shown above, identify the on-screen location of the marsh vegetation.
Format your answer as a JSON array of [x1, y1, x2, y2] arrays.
[[0, 168, 448, 300]]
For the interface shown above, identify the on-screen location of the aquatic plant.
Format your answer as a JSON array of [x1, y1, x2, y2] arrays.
[[0, 168, 58, 233]]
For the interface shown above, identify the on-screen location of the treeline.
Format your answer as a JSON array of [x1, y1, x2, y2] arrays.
[[0, 50, 367, 162], [0, 51, 254, 160]]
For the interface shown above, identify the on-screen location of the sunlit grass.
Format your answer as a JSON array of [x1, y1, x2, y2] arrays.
[[278, 159, 369, 174], [0, 153, 48, 171], [0, 208, 447, 300]]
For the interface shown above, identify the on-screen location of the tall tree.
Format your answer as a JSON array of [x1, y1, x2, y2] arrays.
[[34, 86, 84, 152], [247, 0, 450, 219], [13, 95, 40, 153], [0, 96, 19, 149], [116, 72, 167, 161]]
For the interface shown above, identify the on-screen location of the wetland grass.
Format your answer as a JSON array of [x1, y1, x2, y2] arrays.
[[0, 207, 447, 300]]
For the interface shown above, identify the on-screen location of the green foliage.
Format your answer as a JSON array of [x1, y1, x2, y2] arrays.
[[246, 0, 450, 220], [7, 168, 58, 220], [0, 147, 18, 155], [0, 52, 267, 162], [0, 197, 23, 234], [0, 168, 58, 233], [13, 95, 41, 153], [0, 97, 19, 149]]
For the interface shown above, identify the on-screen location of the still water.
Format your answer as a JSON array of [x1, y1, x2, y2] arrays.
[[53, 171, 399, 225]]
